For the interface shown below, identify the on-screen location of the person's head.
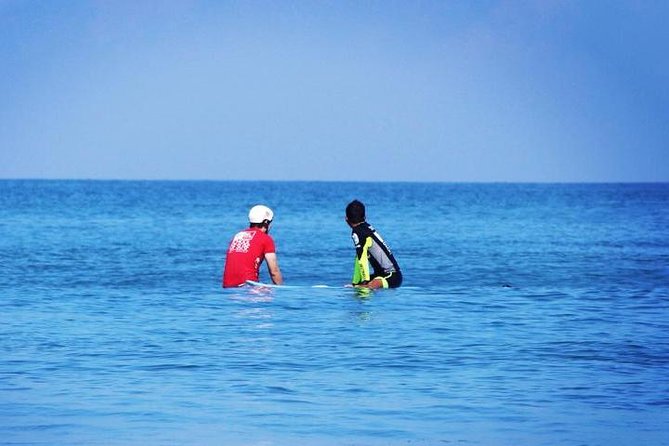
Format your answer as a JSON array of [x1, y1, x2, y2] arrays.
[[249, 205, 274, 231], [345, 199, 365, 226]]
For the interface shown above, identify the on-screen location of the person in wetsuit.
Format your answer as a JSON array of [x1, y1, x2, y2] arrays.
[[345, 199, 402, 289]]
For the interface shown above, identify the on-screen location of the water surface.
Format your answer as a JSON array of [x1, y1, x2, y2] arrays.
[[1, 180, 668, 445]]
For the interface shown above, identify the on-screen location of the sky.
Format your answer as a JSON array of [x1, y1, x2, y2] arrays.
[[0, 0, 667, 182]]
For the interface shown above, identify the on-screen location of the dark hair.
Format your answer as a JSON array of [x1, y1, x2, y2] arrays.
[[346, 199, 365, 224], [249, 221, 270, 229]]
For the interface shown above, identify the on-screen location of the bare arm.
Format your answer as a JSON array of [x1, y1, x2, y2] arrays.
[[264, 252, 283, 285]]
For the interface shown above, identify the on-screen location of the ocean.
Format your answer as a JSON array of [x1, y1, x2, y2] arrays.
[[1, 180, 667, 445]]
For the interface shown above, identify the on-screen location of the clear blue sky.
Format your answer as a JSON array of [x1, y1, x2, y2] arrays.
[[1, 0, 667, 182]]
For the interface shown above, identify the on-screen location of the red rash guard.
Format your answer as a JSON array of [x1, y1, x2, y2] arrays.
[[222, 227, 276, 287]]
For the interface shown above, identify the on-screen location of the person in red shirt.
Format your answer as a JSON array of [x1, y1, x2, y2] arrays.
[[222, 205, 284, 288]]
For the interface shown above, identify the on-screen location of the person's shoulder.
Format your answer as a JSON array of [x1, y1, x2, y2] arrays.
[[261, 232, 276, 252], [232, 227, 250, 237], [259, 231, 275, 243], [355, 222, 373, 233]]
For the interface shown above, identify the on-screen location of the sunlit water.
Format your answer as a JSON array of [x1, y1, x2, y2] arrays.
[[1, 180, 668, 445]]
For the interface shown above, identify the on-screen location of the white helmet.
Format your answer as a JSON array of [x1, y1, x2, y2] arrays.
[[248, 205, 274, 224]]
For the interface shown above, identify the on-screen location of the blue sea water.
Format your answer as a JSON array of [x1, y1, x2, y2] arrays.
[[0, 180, 668, 446]]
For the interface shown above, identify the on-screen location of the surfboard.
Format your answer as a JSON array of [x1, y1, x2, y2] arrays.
[[245, 280, 336, 289], [244, 280, 414, 292]]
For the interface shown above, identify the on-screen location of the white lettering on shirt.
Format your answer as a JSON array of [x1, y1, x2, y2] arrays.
[[229, 231, 256, 253]]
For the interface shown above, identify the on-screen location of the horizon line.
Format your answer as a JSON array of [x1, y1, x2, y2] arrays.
[[1, 177, 668, 185]]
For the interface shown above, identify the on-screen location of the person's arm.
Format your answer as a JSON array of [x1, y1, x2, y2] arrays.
[[264, 252, 283, 285], [352, 236, 372, 285]]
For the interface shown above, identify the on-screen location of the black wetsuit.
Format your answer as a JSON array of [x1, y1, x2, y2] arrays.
[[351, 222, 402, 288]]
